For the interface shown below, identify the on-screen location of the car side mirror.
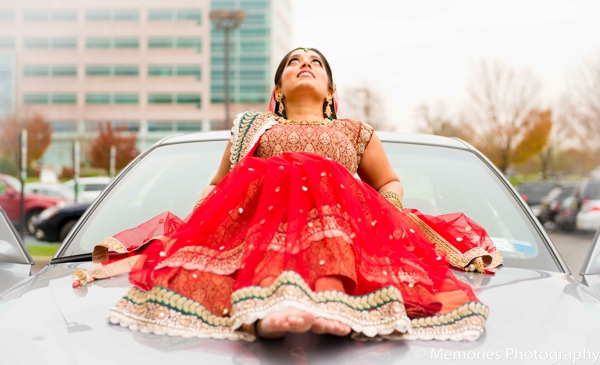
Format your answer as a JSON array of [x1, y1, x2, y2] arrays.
[[580, 228, 600, 297]]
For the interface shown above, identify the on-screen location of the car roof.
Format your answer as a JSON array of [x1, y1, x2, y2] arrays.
[[158, 130, 472, 150]]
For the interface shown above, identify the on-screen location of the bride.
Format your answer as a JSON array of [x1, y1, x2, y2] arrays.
[[80, 47, 502, 342]]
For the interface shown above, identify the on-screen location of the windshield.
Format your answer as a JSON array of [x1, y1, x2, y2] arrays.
[[60, 140, 559, 272]]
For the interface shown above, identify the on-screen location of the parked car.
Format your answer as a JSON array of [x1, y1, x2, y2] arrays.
[[0, 174, 68, 234], [34, 203, 91, 242], [539, 181, 577, 232], [517, 181, 559, 218], [63, 177, 111, 203], [25, 182, 75, 201], [576, 179, 600, 232], [1, 131, 600, 364]]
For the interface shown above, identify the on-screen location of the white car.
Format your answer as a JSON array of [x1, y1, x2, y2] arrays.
[[62, 177, 111, 203], [576, 179, 600, 232]]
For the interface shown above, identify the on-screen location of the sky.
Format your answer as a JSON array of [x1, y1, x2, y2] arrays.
[[290, 0, 600, 131]]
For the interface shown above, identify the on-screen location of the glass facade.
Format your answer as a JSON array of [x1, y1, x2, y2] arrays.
[[86, 9, 139, 21], [0, 38, 14, 49], [210, 0, 274, 104], [86, 93, 139, 104], [86, 38, 139, 49], [24, 65, 77, 77], [148, 93, 201, 108], [148, 9, 202, 24], [148, 65, 201, 79], [86, 65, 139, 77], [23, 37, 77, 49], [0, 10, 15, 22], [23, 9, 77, 21], [24, 93, 77, 104], [148, 37, 202, 52]]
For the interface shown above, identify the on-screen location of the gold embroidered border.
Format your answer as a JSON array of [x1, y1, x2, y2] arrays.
[[92, 237, 127, 263], [351, 301, 488, 341], [155, 243, 245, 275], [229, 111, 278, 169], [230, 271, 410, 338], [407, 213, 503, 270], [356, 122, 374, 166], [109, 287, 254, 342], [108, 271, 415, 341]]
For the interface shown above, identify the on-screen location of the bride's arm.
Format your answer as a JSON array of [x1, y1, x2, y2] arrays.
[[357, 133, 404, 199], [201, 140, 233, 198]]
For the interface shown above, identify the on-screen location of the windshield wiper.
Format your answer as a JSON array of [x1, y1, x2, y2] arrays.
[[50, 253, 92, 264]]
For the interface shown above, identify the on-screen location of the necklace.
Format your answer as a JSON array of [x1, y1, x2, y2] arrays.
[[277, 117, 333, 126]]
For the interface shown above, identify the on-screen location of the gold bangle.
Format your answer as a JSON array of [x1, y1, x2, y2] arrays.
[[194, 197, 205, 210], [381, 191, 403, 210]]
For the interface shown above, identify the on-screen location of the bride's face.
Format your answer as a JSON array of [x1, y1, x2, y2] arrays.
[[280, 50, 330, 100]]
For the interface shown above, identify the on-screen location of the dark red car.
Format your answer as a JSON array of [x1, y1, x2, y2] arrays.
[[0, 174, 68, 235]]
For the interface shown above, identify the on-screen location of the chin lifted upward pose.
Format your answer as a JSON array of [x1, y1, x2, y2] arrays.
[[81, 47, 502, 342]]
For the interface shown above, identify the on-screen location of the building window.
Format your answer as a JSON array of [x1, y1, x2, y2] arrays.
[[148, 9, 201, 24], [112, 121, 140, 131], [86, 9, 110, 21], [86, 9, 139, 21], [23, 10, 49, 21], [114, 65, 139, 76], [24, 65, 77, 77], [114, 38, 139, 48], [114, 10, 139, 21], [23, 93, 48, 104], [114, 94, 138, 104], [148, 65, 201, 79], [86, 93, 111, 104], [23, 38, 49, 49], [175, 121, 202, 132], [51, 65, 77, 76], [240, 0, 270, 9], [86, 38, 139, 49], [86, 65, 110, 76], [148, 93, 201, 108], [24, 38, 77, 49], [24, 93, 76, 104], [24, 65, 49, 77], [147, 121, 174, 132], [86, 93, 139, 104], [51, 38, 77, 49], [0, 38, 15, 49], [148, 94, 172, 104], [51, 94, 77, 104], [148, 37, 201, 52], [50, 121, 77, 133], [86, 65, 139, 76], [23, 9, 77, 21], [0, 10, 15, 22]]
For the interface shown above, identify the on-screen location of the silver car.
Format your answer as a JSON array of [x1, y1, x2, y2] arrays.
[[2, 131, 600, 364]]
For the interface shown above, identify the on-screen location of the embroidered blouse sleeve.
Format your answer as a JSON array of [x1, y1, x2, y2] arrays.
[[356, 121, 374, 166]]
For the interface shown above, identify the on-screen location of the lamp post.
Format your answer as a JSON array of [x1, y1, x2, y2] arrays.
[[209, 9, 246, 129]]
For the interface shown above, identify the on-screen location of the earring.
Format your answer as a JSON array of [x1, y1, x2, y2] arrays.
[[276, 91, 285, 116], [324, 95, 333, 119]]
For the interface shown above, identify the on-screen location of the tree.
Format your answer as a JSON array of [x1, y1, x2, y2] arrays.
[[465, 60, 543, 173], [563, 50, 600, 150], [340, 84, 394, 131], [90, 122, 138, 171], [414, 101, 475, 140], [0, 114, 52, 171]]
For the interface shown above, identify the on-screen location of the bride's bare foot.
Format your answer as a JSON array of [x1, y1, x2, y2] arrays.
[[311, 317, 351, 336], [256, 308, 315, 339]]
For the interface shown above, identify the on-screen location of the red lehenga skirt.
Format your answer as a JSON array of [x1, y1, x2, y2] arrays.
[[89, 152, 502, 342]]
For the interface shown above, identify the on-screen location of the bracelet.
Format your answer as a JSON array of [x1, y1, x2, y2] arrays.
[[380, 191, 403, 210], [194, 197, 205, 210]]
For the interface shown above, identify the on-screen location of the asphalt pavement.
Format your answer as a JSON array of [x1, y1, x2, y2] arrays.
[[24, 230, 599, 279]]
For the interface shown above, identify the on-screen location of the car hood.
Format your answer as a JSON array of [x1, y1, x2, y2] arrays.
[[1, 264, 600, 364]]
